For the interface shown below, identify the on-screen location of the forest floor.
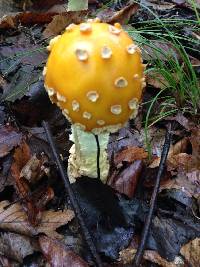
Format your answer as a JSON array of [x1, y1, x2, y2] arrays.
[[0, 0, 200, 266]]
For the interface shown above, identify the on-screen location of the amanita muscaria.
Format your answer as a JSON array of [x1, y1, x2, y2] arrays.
[[43, 18, 146, 183]]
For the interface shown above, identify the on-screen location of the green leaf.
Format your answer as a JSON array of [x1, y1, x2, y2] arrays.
[[67, 0, 88, 11]]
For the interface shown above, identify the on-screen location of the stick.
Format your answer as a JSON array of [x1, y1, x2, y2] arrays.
[[133, 123, 172, 267], [94, 134, 101, 180], [42, 121, 103, 267]]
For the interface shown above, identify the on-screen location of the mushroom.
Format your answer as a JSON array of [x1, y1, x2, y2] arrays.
[[43, 19, 145, 183]]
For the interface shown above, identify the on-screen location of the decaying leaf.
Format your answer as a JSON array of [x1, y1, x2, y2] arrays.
[[39, 235, 89, 267], [114, 146, 147, 167], [0, 232, 38, 263], [0, 125, 22, 158], [101, 3, 139, 24], [119, 248, 184, 266], [43, 11, 87, 38], [20, 153, 49, 183], [180, 238, 200, 267], [0, 201, 74, 239], [0, 255, 18, 267], [108, 160, 143, 198], [11, 142, 53, 225]]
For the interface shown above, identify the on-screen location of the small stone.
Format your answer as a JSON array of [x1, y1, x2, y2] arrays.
[[72, 100, 80, 111], [109, 25, 121, 35], [86, 91, 99, 102], [75, 48, 88, 61], [97, 120, 105, 126], [80, 23, 92, 33], [101, 46, 112, 59], [83, 111, 92, 119], [57, 92, 66, 102], [111, 105, 122, 115], [115, 77, 128, 88]]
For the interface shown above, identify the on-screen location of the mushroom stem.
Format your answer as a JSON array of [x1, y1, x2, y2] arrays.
[[68, 124, 110, 183]]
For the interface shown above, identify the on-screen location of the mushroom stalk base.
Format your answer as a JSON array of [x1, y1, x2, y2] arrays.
[[68, 125, 110, 183]]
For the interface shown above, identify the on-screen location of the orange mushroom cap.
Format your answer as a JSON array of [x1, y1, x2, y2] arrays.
[[44, 19, 145, 133]]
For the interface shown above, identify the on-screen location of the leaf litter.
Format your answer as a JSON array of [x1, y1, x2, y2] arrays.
[[0, 0, 199, 266]]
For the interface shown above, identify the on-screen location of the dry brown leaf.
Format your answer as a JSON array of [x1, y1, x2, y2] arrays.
[[0, 232, 38, 263], [0, 125, 22, 158], [145, 1, 176, 11], [190, 127, 200, 167], [180, 238, 200, 267], [103, 3, 139, 24], [0, 12, 59, 29], [143, 41, 179, 61], [119, 248, 184, 266], [20, 153, 49, 183], [0, 201, 74, 239], [43, 11, 87, 38], [0, 255, 18, 267], [114, 146, 147, 166], [160, 171, 200, 198], [39, 235, 89, 267], [169, 112, 195, 130], [108, 160, 143, 198]]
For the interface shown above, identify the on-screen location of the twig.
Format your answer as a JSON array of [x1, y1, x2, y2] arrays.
[[133, 123, 172, 267], [42, 121, 103, 267], [94, 134, 101, 180]]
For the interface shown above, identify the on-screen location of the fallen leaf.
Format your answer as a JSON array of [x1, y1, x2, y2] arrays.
[[119, 248, 184, 266], [43, 11, 87, 38], [11, 142, 32, 201], [144, 1, 176, 11], [142, 41, 179, 61], [97, 3, 139, 24], [0, 125, 22, 158], [114, 146, 147, 167], [108, 160, 143, 198], [146, 70, 179, 90], [0, 12, 62, 29], [0, 255, 18, 267], [20, 153, 49, 183], [0, 201, 74, 239], [168, 112, 195, 130], [39, 235, 89, 267], [11, 142, 53, 225], [0, 232, 38, 263], [180, 238, 200, 267], [0, 154, 14, 192], [190, 127, 200, 167]]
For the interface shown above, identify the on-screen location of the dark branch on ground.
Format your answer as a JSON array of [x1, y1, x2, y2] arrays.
[[133, 122, 173, 267]]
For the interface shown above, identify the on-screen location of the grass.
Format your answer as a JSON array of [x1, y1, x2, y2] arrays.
[[126, 0, 200, 156]]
